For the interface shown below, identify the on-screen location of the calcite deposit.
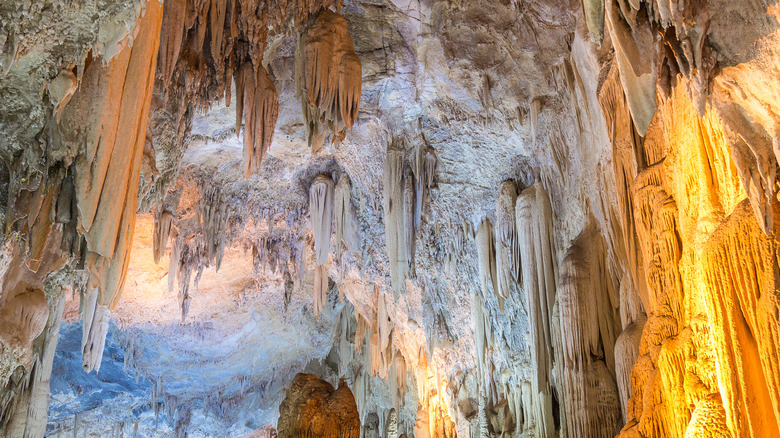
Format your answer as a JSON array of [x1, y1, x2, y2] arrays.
[[0, 0, 779, 437]]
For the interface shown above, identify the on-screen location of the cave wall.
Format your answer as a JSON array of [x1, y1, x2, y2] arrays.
[[0, 0, 779, 437]]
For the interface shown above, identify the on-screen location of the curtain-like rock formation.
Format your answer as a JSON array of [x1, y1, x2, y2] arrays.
[[554, 225, 622, 438], [515, 185, 557, 437], [236, 62, 280, 177], [310, 174, 335, 316], [295, 9, 362, 153]]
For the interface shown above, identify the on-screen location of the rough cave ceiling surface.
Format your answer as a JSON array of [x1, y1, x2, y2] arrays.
[[0, 0, 779, 437]]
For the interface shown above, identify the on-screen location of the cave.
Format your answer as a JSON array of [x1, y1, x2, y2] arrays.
[[0, 0, 779, 437]]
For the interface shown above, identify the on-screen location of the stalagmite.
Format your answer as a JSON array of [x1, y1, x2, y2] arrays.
[[236, 62, 279, 177], [387, 408, 398, 438], [295, 9, 362, 153], [310, 174, 335, 316]]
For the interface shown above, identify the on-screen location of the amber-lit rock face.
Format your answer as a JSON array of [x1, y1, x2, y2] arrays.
[[1, 0, 780, 436], [277, 374, 360, 438]]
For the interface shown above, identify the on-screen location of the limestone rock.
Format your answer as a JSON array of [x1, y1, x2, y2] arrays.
[[277, 374, 360, 438]]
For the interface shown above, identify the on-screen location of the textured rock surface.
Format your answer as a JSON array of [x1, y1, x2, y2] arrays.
[[277, 374, 360, 438], [0, 0, 778, 437]]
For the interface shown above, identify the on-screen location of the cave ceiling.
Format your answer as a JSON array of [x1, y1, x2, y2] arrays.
[[0, 0, 779, 437]]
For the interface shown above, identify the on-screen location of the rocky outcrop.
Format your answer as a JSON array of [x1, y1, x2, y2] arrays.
[[277, 374, 360, 438]]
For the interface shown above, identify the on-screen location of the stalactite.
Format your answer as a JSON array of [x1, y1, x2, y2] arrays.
[[554, 226, 622, 438], [236, 62, 279, 177], [390, 352, 407, 411], [530, 97, 541, 146], [403, 167, 416, 276], [80, 287, 110, 373], [515, 184, 557, 437], [310, 174, 335, 316], [152, 192, 179, 264], [495, 181, 519, 310], [159, 0, 186, 85], [376, 287, 393, 380], [51, 0, 164, 374], [384, 147, 409, 297], [615, 314, 645, 423], [582, 0, 605, 45], [334, 174, 359, 260], [604, 0, 657, 135], [369, 319, 380, 377], [476, 219, 498, 302], [168, 230, 181, 294], [412, 144, 436, 231], [198, 185, 231, 271], [295, 9, 362, 153]]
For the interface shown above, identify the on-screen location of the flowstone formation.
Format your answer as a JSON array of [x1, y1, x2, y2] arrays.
[[0, 0, 779, 437]]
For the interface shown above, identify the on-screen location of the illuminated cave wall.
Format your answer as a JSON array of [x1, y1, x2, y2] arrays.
[[0, 0, 779, 437]]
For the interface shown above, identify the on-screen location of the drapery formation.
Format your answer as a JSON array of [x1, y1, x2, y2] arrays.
[[296, 9, 362, 153], [61, 0, 164, 373], [310, 174, 335, 316], [236, 62, 279, 177]]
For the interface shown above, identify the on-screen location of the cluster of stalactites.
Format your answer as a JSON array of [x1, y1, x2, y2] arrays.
[[295, 9, 362, 153], [474, 183, 559, 436], [310, 174, 335, 316], [515, 184, 558, 437], [583, 0, 719, 137], [53, 0, 164, 373], [383, 140, 437, 297], [236, 62, 279, 177], [553, 225, 623, 438], [157, 0, 339, 103]]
